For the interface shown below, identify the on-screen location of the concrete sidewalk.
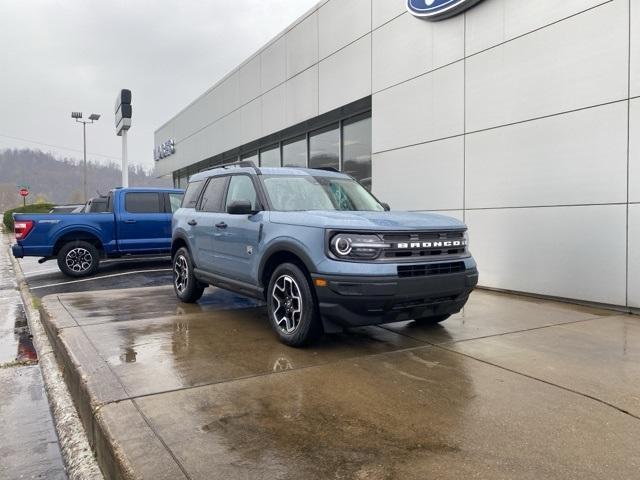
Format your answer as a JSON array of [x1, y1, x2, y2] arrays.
[[0, 235, 66, 479], [40, 284, 639, 479]]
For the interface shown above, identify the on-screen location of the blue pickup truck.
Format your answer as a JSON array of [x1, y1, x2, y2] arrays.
[[12, 187, 184, 277]]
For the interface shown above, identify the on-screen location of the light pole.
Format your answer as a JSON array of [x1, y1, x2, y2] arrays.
[[71, 112, 101, 203]]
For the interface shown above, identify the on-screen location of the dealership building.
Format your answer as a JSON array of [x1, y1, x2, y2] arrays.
[[155, 0, 639, 311]]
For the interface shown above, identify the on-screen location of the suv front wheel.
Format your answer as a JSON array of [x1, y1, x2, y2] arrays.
[[173, 247, 205, 303], [267, 263, 323, 347]]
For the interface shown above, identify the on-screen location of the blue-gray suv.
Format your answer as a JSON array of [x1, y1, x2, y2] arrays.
[[171, 161, 478, 346]]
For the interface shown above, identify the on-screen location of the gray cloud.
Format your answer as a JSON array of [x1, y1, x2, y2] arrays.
[[0, 0, 318, 175]]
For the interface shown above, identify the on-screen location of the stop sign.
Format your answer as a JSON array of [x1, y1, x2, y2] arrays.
[[19, 188, 29, 197]]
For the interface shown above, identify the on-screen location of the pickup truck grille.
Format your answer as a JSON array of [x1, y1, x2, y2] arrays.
[[381, 231, 466, 260], [397, 261, 466, 278]]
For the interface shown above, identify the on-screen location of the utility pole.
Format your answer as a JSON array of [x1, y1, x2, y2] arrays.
[[71, 112, 101, 202]]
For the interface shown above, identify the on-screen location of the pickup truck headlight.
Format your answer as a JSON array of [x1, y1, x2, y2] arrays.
[[330, 233, 390, 260]]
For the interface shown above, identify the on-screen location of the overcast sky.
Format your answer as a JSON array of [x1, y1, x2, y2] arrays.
[[0, 0, 319, 176]]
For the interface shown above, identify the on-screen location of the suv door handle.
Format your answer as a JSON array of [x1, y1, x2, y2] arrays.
[[215, 222, 227, 229], [124, 219, 137, 224], [187, 220, 198, 226]]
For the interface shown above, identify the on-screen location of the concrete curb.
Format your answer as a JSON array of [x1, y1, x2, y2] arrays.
[[6, 237, 104, 480]]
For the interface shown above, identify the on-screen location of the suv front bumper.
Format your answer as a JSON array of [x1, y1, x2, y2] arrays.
[[311, 267, 478, 328]]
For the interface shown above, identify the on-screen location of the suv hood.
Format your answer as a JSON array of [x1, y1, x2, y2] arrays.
[[268, 210, 466, 231]]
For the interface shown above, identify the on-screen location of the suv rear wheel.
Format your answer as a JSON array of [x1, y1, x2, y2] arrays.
[[267, 263, 323, 347], [173, 247, 205, 303]]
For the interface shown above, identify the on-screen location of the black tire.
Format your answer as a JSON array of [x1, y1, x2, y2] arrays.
[[267, 263, 323, 347], [57, 241, 100, 278], [413, 314, 451, 325], [173, 247, 205, 303]]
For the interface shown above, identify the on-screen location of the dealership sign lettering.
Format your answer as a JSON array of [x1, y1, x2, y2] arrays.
[[154, 139, 176, 161], [407, 0, 483, 20]]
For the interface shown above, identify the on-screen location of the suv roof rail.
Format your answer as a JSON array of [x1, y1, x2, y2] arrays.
[[203, 160, 261, 175], [312, 166, 340, 173]]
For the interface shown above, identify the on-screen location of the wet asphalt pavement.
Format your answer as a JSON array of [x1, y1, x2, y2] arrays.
[[41, 282, 640, 479], [18, 255, 172, 299], [0, 236, 66, 479]]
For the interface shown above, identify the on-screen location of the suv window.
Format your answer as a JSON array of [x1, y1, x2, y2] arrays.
[[225, 175, 257, 211], [182, 180, 205, 208], [199, 176, 228, 212], [125, 192, 163, 213]]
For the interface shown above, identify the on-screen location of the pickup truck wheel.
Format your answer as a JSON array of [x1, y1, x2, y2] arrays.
[[267, 263, 323, 347], [173, 247, 204, 303], [57, 241, 100, 278], [413, 314, 451, 325]]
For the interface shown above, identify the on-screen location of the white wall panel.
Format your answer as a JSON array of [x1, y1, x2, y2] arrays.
[[631, 99, 640, 203], [372, 10, 463, 92], [629, 0, 639, 97], [465, 0, 610, 55], [372, 137, 464, 211], [239, 98, 262, 145], [466, 102, 629, 208], [372, 0, 405, 29], [629, 204, 640, 308], [373, 61, 464, 152], [286, 12, 319, 78], [319, 0, 370, 59], [261, 84, 286, 137], [285, 65, 319, 126], [319, 35, 371, 114], [466, 1, 629, 132], [239, 56, 261, 105], [260, 37, 286, 93], [466, 205, 628, 306]]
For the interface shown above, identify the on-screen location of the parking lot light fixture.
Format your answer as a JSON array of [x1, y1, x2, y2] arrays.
[[71, 111, 101, 203]]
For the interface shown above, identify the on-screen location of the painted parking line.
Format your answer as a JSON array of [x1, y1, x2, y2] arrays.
[[29, 268, 172, 290]]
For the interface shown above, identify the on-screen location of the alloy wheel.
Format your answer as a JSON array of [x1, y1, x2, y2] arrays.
[[65, 247, 93, 273], [271, 274, 303, 334], [174, 255, 189, 294]]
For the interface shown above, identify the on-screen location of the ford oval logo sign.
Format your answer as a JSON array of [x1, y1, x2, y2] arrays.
[[407, 0, 483, 20]]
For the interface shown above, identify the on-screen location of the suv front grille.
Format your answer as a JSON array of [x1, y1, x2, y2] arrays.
[[397, 261, 466, 278], [381, 231, 466, 260]]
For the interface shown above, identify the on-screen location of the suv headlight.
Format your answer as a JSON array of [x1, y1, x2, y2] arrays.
[[329, 233, 390, 260]]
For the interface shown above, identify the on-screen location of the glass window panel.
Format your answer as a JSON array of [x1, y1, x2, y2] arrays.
[[199, 176, 229, 213], [169, 193, 184, 213], [282, 136, 307, 167], [225, 175, 258, 210], [124, 192, 162, 213], [309, 125, 339, 170], [182, 180, 205, 208], [342, 115, 372, 190], [260, 146, 280, 167]]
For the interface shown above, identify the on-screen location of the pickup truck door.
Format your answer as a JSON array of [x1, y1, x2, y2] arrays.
[[212, 174, 262, 285], [117, 191, 171, 253], [192, 176, 229, 271]]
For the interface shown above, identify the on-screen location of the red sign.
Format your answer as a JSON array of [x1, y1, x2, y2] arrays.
[[19, 188, 29, 197]]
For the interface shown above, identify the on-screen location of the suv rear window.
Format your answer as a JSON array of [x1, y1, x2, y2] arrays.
[[182, 180, 205, 208], [125, 192, 163, 213]]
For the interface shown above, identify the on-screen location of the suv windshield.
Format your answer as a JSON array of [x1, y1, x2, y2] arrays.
[[262, 175, 384, 212]]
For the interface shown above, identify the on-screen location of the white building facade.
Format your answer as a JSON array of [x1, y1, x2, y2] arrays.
[[155, 0, 640, 310]]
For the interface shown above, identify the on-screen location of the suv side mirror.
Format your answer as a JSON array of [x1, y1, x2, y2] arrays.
[[227, 200, 253, 215], [381, 202, 390, 211]]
